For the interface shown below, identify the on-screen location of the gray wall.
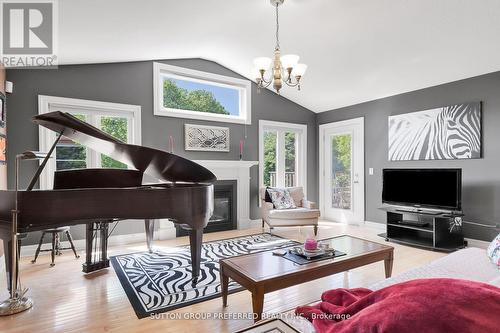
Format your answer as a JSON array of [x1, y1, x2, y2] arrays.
[[6, 58, 317, 244], [317, 71, 500, 241]]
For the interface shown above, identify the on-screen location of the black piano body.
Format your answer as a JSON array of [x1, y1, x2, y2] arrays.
[[0, 111, 216, 284]]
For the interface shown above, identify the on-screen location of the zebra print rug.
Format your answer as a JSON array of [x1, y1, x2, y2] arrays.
[[110, 233, 298, 318]]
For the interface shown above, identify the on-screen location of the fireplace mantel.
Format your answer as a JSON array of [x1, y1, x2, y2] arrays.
[[193, 160, 259, 169], [194, 160, 259, 230]]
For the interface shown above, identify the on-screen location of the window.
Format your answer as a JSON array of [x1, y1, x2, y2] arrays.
[[259, 120, 307, 193], [55, 114, 129, 172], [38, 96, 141, 189], [153, 63, 251, 124]]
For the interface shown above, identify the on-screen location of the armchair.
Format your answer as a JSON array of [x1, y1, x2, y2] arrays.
[[260, 187, 320, 235]]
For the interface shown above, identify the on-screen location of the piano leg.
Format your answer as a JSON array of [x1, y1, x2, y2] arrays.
[[145, 219, 155, 253], [189, 228, 203, 280], [0, 230, 11, 291]]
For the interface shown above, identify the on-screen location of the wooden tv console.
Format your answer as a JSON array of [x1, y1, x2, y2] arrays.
[[379, 206, 465, 252]]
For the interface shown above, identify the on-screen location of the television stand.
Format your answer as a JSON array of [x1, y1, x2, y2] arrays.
[[379, 206, 465, 252]]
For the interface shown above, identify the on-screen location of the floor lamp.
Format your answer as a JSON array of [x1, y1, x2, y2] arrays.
[[0, 151, 48, 315]]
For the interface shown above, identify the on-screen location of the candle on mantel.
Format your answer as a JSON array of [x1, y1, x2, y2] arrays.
[[169, 135, 174, 154], [239, 140, 244, 160]]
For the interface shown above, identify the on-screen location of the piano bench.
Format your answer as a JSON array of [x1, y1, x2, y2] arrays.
[[31, 226, 80, 267]]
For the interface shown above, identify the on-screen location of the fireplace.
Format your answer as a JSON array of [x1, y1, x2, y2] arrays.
[[176, 180, 237, 236]]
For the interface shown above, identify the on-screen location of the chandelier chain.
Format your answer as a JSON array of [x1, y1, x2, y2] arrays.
[[275, 3, 280, 50]]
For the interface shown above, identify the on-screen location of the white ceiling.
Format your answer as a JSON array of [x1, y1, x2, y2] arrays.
[[58, 0, 500, 113]]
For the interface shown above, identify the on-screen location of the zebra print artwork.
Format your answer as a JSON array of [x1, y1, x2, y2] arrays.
[[388, 102, 481, 161], [110, 233, 298, 318]]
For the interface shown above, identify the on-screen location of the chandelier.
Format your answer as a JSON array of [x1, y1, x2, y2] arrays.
[[253, 0, 307, 94]]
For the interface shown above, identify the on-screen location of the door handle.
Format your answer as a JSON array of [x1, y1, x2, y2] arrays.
[[353, 180, 359, 184]]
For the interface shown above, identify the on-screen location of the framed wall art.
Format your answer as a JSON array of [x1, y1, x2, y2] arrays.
[[388, 102, 481, 161], [184, 123, 230, 152]]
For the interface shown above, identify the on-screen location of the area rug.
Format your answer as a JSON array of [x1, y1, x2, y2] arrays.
[[110, 233, 299, 318]]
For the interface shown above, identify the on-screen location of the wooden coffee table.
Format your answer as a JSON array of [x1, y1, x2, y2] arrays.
[[220, 235, 394, 322]]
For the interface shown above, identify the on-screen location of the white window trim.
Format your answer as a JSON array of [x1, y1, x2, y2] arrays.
[[153, 62, 252, 125], [38, 95, 142, 190], [259, 120, 308, 197]]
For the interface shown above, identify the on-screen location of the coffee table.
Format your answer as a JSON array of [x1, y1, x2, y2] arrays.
[[220, 235, 394, 322]]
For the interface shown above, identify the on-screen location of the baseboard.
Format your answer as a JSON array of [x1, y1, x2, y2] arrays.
[[248, 219, 263, 228], [363, 221, 386, 231], [464, 237, 490, 249], [238, 218, 262, 230]]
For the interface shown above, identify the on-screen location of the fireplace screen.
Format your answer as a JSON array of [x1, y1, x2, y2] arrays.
[[176, 180, 237, 236]]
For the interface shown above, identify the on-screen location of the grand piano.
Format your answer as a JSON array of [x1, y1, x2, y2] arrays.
[[0, 111, 216, 285]]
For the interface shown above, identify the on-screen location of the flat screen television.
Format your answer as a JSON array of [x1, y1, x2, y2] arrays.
[[382, 168, 462, 211]]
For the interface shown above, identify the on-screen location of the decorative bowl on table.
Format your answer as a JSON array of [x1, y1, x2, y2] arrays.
[[290, 241, 336, 260], [290, 246, 326, 259]]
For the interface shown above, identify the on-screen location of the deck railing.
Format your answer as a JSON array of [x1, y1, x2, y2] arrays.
[[268, 172, 296, 187]]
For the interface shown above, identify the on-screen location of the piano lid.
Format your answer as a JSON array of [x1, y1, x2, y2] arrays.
[[33, 111, 216, 184]]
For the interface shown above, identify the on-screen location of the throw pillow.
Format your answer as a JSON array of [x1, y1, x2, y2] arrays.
[[267, 188, 297, 210], [265, 187, 274, 205], [487, 232, 500, 267]]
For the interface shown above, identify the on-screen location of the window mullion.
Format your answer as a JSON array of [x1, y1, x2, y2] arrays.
[[90, 115, 101, 168]]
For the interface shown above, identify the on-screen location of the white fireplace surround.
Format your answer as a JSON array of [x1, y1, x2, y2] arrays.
[[194, 160, 259, 230]]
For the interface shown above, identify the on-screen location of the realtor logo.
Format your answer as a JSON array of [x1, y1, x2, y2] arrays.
[[1, 0, 58, 68]]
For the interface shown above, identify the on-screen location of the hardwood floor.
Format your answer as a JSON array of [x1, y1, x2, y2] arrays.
[[0, 222, 445, 333]]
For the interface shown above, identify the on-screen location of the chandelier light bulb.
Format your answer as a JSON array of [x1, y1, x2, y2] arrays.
[[253, 57, 272, 71], [292, 63, 308, 77], [280, 54, 299, 70]]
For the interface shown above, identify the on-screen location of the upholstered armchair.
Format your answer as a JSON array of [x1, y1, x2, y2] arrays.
[[260, 187, 320, 235]]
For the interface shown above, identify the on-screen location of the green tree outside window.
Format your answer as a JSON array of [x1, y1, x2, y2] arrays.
[[163, 79, 230, 115]]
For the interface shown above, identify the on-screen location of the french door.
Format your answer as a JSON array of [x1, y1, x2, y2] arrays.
[[259, 120, 307, 192], [319, 118, 364, 223]]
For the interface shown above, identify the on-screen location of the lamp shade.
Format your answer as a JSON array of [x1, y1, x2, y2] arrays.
[[292, 63, 307, 77], [253, 57, 272, 71], [281, 54, 299, 69]]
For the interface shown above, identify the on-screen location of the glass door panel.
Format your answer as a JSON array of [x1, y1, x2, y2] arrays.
[[330, 134, 352, 210], [263, 131, 277, 187], [284, 132, 296, 187]]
